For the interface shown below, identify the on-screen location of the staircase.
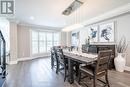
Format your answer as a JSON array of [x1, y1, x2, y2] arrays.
[[0, 30, 6, 87]]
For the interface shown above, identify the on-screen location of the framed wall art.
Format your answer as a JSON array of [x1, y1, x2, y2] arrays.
[[71, 31, 80, 46], [99, 22, 115, 42], [88, 26, 98, 43]]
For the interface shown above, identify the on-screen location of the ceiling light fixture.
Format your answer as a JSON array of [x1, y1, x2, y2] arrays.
[[62, 0, 85, 32], [62, 0, 84, 15]]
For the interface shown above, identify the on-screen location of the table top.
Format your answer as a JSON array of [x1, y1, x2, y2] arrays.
[[63, 51, 98, 64]]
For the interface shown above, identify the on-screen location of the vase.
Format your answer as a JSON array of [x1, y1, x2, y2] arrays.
[[114, 53, 126, 72]]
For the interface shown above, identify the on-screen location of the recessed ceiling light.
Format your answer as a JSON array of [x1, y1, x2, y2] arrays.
[[30, 16, 35, 20]]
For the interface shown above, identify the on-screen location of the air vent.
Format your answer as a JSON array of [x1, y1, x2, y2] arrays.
[[62, 0, 84, 15]]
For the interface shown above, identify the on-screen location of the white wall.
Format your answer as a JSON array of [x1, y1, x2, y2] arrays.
[[8, 22, 67, 63], [17, 25, 31, 58], [66, 0, 130, 25], [17, 24, 63, 59], [71, 13, 130, 67], [10, 22, 18, 62], [60, 32, 67, 46], [66, 32, 71, 47], [0, 19, 18, 64]]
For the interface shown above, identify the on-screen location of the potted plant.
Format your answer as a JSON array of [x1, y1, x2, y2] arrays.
[[114, 36, 128, 72]]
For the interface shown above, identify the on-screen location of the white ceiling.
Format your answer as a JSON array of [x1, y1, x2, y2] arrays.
[[15, 0, 130, 28]]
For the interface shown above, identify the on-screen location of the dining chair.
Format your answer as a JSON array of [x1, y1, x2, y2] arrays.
[[56, 48, 68, 81], [51, 47, 59, 74], [78, 50, 112, 87]]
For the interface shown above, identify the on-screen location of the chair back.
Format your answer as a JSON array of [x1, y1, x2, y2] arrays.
[[95, 50, 112, 74], [56, 48, 64, 61], [51, 47, 58, 60]]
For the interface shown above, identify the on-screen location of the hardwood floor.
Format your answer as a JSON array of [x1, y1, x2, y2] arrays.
[[3, 57, 130, 87]]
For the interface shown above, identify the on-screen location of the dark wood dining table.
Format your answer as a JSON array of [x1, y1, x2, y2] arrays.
[[63, 51, 98, 84]]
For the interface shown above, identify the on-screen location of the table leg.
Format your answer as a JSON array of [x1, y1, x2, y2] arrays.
[[75, 62, 79, 77], [68, 58, 74, 84]]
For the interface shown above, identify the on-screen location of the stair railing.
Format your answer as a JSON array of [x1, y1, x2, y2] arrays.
[[0, 30, 6, 78]]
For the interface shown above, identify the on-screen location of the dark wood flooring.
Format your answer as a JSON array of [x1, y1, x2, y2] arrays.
[[3, 57, 130, 87]]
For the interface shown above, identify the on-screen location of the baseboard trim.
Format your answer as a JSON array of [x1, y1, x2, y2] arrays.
[[18, 55, 50, 62], [125, 66, 130, 71], [8, 60, 18, 65], [8, 54, 50, 65], [18, 57, 34, 61]]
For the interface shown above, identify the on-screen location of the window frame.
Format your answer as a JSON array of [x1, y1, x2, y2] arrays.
[[31, 30, 60, 55]]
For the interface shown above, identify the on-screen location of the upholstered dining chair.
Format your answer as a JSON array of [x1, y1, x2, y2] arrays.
[[78, 50, 112, 87]]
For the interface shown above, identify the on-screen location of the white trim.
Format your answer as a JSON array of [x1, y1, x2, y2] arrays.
[[82, 3, 130, 26], [18, 55, 50, 62], [18, 57, 33, 61], [18, 23, 62, 31], [18, 53, 50, 62], [8, 60, 18, 65], [8, 54, 50, 65], [125, 66, 130, 71]]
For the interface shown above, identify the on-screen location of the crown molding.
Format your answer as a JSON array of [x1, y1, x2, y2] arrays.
[[82, 3, 130, 26], [8, 18, 20, 24], [18, 22, 62, 31]]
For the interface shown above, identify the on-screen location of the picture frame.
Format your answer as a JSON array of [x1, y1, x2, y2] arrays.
[[71, 31, 80, 46], [88, 25, 98, 43], [99, 22, 115, 42]]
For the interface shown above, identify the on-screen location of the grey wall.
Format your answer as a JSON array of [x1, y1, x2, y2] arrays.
[[60, 32, 67, 46], [71, 13, 130, 67]]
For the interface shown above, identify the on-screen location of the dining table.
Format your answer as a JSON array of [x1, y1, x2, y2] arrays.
[[63, 51, 98, 84]]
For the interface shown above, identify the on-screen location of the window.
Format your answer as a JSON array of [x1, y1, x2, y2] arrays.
[[32, 31, 38, 54], [54, 33, 60, 46], [31, 31, 60, 54], [39, 32, 46, 53], [47, 33, 53, 51]]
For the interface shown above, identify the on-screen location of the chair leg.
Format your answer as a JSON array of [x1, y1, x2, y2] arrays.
[[56, 61, 59, 74], [64, 65, 67, 82], [105, 73, 110, 87], [75, 62, 79, 77], [93, 76, 96, 87], [78, 70, 81, 84]]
